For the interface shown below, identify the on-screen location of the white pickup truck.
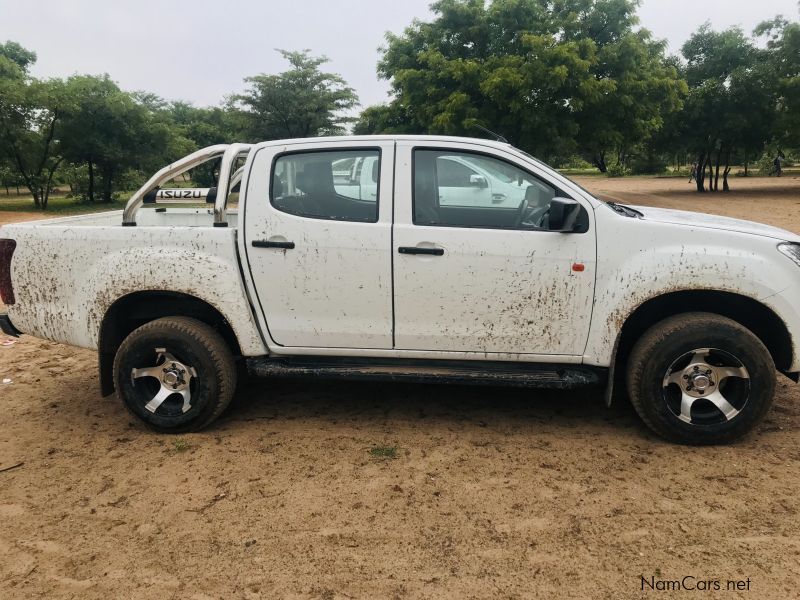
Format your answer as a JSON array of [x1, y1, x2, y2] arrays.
[[2, 135, 800, 444]]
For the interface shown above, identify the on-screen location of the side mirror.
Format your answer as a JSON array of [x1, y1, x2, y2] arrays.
[[548, 197, 582, 232], [469, 174, 488, 188]]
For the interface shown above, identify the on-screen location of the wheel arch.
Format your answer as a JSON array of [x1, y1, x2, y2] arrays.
[[606, 290, 795, 405], [98, 291, 242, 396]]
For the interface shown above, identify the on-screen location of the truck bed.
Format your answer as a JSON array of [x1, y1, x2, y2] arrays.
[[0, 207, 265, 356]]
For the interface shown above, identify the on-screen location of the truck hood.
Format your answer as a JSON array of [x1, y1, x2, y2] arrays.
[[628, 204, 799, 241]]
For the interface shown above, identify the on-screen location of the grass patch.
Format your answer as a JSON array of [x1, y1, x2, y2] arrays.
[[369, 445, 398, 459], [558, 168, 604, 176], [0, 192, 130, 215], [172, 438, 191, 453]]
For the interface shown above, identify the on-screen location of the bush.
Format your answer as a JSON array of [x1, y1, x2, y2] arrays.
[[756, 146, 795, 175], [553, 155, 594, 170], [607, 162, 629, 177], [59, 163, 90, 200], [629, 154, 668, 175], [756, 153, 778, 175]]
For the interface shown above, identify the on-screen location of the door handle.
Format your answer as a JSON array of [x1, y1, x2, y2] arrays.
[[252, 240, 295, 249], [398, 246, 444, 256]]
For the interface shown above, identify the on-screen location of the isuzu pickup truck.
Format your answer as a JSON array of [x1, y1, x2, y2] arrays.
[[2, 135, 800, 444]]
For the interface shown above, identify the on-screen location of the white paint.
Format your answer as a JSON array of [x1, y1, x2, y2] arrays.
[[2, 135, 800, 376], [584, 204, 800, 370]]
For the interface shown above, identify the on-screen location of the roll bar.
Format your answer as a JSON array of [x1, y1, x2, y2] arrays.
[[213, 144, 252, 226], [122, 143, 253, 227]]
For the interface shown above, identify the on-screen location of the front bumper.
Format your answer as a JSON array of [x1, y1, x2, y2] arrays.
[[0, 313, 20, 337]]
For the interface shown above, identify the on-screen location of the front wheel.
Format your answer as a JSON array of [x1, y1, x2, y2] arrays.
[[113, 317, 237, 433], [627, 312, 775, 445]]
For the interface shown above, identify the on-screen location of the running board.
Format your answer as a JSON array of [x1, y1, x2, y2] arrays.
[[246, 357, 606, 389]]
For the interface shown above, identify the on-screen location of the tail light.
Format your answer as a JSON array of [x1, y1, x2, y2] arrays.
[[0, 239, 16, 305]]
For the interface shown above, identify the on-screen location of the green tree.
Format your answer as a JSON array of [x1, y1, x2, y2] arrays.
[[0, 162, 23, 195], [574, 30, 686, 172], [373, 0, 685, 168], [0, 41, 36, 75], [353, 103, 416, 135], [0, 65, 71, 208], [167, 102, 235, 186], [169, 102, 233, 147], [59, 75, 120, 202], [677, 24, 780, 191], [230, 50, 359, 141], [59, 75, 188, 202], [755, 17, 800, 150]]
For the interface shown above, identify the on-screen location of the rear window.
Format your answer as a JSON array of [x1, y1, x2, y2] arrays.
[[271, 150, 380, 223]]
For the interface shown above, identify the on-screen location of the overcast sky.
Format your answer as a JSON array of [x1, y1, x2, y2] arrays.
[[1, 0, 798, 109]]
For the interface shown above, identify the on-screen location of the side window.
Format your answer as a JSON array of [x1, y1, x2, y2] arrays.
[[272, 149, 380, 223], [414, 149, 563, 229]]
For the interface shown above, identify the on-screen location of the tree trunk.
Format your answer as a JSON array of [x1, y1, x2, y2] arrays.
[[42, 159, 62, 209], [87, 160, 95, 202], [707, 159, 714, 191], [593, 151, 607, 173], [695, 152, 706, 192], [722, 147, 732, 192], [743, 148, 748, 177], [101, 167, 113, 203], [713, 147, 722, 192], [616, 146, 629, 170], [6, 113, 62, 210]]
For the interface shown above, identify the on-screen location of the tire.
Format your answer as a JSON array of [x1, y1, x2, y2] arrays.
[[113, 317, 237, 433], [627, 312, 775, 445]]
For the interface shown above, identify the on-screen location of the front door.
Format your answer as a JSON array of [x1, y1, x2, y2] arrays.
[[243, 141, 395, 349], [393, 142, 596, 356]]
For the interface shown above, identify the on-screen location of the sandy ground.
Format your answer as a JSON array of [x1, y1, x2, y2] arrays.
[[1, 175, 800, 599]]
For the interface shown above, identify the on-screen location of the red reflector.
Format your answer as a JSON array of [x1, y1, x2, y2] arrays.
[[572, 262, 585, 272], [0, 239, 17, 305]]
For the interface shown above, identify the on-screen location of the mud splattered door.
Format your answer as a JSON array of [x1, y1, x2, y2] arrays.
[[244, 140, 395, 348], [392, 141, 596, 355]]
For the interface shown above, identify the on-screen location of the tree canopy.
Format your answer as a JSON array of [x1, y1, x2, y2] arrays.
[[0, 54, 71, 207], [367, 0, 686, 170], [230, 50, 359, 141], [58, 75, 189, 202]]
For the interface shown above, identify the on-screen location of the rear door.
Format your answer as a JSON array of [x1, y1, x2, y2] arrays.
[[243, 140, 395, 349]]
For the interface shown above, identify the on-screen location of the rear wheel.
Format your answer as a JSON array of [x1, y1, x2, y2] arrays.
[[113, 317, 237, 433], [627, 312, 775, 444]]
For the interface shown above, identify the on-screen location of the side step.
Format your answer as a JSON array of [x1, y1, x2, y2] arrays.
[[246, 356, 606, 389]]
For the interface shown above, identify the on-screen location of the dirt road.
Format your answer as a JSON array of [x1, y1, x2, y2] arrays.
[[1, 176, 799, 599]]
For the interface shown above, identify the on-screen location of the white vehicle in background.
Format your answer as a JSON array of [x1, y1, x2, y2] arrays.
[[2, 135, 800, 445], [435, 153, 554, 209], [332, 155, 379, 201], [332, 153, 550, 208]]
